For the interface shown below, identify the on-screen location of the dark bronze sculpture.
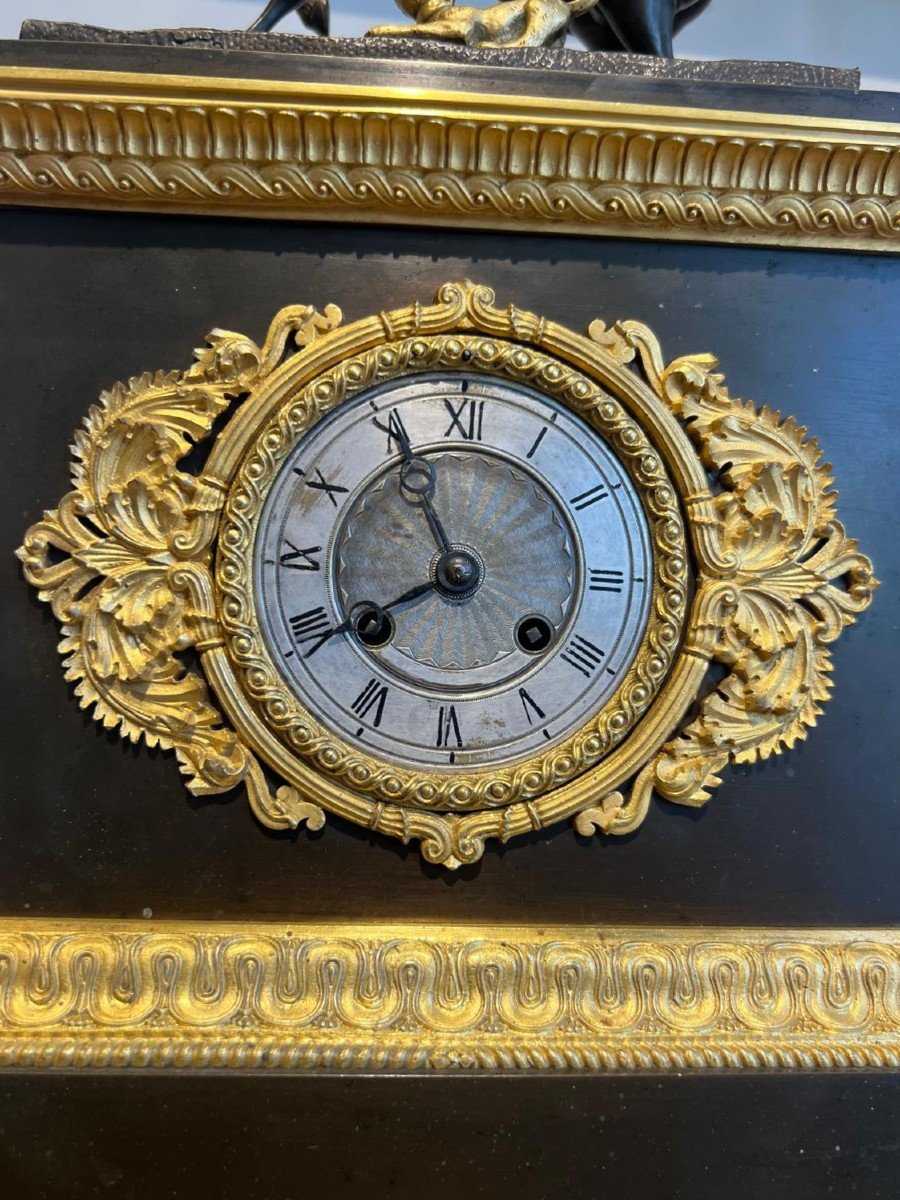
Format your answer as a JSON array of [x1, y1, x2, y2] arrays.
[[248, 0, 711, 56]]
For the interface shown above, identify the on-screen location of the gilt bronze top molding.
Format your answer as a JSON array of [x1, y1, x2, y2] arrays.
[[0, 65, 898, 251]]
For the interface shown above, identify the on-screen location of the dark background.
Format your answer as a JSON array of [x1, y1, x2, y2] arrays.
[[1, 207, 897, 925], [1, 205, 897, 1200], [1, 1073, 898, 1200]]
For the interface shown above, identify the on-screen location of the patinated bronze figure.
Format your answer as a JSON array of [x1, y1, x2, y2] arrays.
[[247, 0, 711, 55], [367, 0, 594, 48]]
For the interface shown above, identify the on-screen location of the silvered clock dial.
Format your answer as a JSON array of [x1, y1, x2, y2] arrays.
[[220, 311, 690, 827], [254, 374, 653, 771]]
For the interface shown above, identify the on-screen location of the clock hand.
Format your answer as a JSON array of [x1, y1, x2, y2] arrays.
[[391, 421, 453, 555], [349, 580, 440, 636], [390, 420, 484, 599], [402, 462, 452, 556], [381, 579, 439, 611], [302, 581, 437, 658]]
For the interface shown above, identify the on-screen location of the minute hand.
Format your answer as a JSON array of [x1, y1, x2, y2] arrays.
[[392, 420, 452, 555], [417, 482, 452, 556]]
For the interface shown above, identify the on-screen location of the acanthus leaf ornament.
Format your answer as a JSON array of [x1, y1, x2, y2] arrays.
[[594, 326, 878, 830], [18, 282, 875, 867]]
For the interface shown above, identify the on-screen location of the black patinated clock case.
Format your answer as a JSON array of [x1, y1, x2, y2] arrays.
[[0, 31, 898, 1200]]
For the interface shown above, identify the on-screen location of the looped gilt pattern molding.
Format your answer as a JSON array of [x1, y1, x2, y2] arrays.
[[0, 921, 897, 1072], [0, 67, 898, 251]]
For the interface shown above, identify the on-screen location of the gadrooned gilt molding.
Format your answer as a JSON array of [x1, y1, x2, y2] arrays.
[[0, 920, 897, 1071], [0, 66, 899, 251], [17, 280, 877, 867]]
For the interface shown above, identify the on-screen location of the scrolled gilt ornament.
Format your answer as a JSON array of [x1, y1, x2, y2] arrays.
[[18, 282, 875, 866]]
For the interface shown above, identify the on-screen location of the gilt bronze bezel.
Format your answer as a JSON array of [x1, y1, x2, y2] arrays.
[[215, 332, 689, 816]]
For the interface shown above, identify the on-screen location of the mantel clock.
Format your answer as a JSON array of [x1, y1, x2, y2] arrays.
[[17, 281, 875, 868]]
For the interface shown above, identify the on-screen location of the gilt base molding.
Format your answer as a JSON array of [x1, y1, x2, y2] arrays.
[[1, 920, 897, 1072]]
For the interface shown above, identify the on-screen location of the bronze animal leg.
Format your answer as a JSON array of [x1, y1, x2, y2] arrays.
[[596, 0, 677, 56], [674, 0, 714, 35], [249, 0, 329, 36], [571, 9, 624, 52]]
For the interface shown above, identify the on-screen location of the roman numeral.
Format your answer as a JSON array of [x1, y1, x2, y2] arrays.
[[443, 398, 484, 441], [289, 606, 332, 658], [589, 569, 624, 593], [526, 427, 548, 459], [570, 483, 608, 511], [436, 705, 463, 749], [526, 412, 556, 460], [305, 467, 348, 508], [351, 678, 389, 729], [561, 635, 605, 678], [518, 688, 546, 725], [370, 404, 410, 453], [279, 540, 322, 572]]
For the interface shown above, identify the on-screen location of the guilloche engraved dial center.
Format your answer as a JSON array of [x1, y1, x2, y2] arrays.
[[337, 448, 576, 676]]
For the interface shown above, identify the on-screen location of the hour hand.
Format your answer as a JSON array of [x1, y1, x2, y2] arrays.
[[303, 582, 437, 657]]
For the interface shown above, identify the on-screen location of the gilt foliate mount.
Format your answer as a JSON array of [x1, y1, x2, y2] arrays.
[[18, 281, 875, 868]]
